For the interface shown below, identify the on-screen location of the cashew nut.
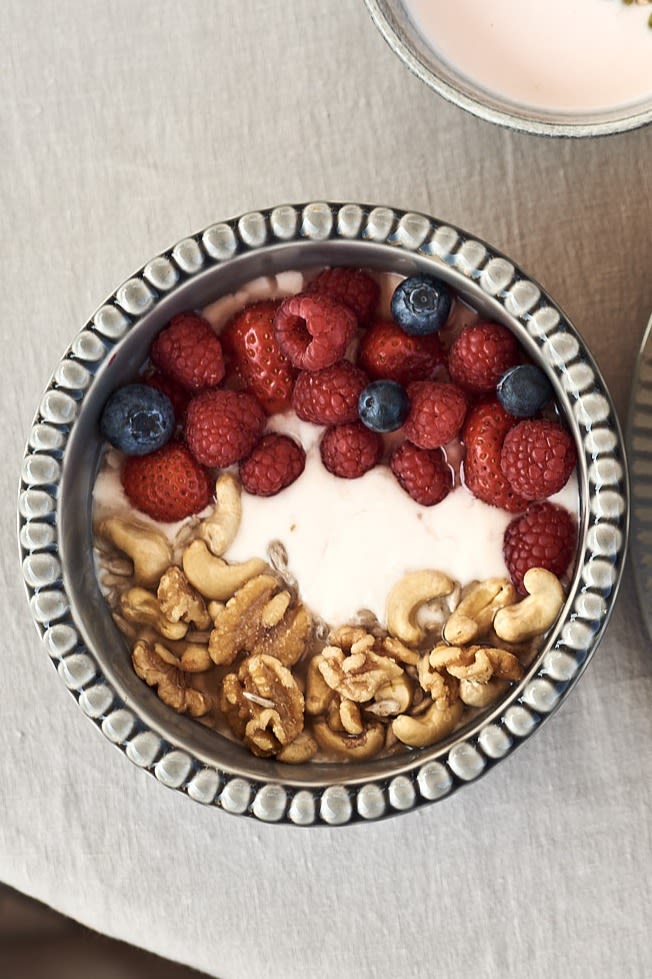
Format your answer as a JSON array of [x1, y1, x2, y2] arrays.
[[371, 674, 413, 716], [198, 473, 242, 556], [96, 516, 173, 588], [277, 731, 318, 764], [443, 578, 516, 646], [392, 698, 464, 748], [313, 719, 385, 760], [493, 568, 565, 643], [182, 539, 267, 601], [119, 587, 189, 640], [459, 678, 510, 709], [386, 570, 454, 645]]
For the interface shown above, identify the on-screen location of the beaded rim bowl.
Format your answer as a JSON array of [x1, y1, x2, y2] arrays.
[[364, 0, 652, 138], [19, 202, 628, 826]]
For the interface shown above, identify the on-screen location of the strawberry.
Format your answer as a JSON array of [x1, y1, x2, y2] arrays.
[[240, 434, 306, 497], [184, 389, 265, 468], [503, 502, 576, 593], [274, 293, 357, 370], [306, 267, 380, 326], [320, 421, 382, 479], [220, 300, 296, 414], [462, 400, 529, 512], [403, 381, 468, 449], [390, 441, 452, 506], [150, 312, 225, 391], [448, 322, 519, 395], [358, 319, 446, 386], [292, 360, 368, 425], [121, 441, 212, 522], [500, 419, 576, 500]]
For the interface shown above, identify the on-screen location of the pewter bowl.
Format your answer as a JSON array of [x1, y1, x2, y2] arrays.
[[19, 202, 628, 825], [364, 0, 652, 137]]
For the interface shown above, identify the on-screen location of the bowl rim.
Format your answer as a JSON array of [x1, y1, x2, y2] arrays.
[[364, 0, 652, 138], [19, 201, 629, 825]]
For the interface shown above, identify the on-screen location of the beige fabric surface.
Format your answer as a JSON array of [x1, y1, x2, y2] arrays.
[[2, 2, 651, 978]]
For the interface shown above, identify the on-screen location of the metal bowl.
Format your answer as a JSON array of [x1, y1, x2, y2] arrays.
[[364, 0, 652, 138], [19, 202, 628, 825]]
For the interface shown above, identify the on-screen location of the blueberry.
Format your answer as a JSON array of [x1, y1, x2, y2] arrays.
[[391, 274, 452, 336], [358, 380, 410, 433], [497, 364, 554, 418], [100, 383, 175, 455]]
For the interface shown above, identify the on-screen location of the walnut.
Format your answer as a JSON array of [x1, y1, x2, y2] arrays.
[[157, 566, 212, 630], [209, 573, 311, 667], [219, 654, 304, 757], [132, 639, 214, 717], [417, 648, 461, 708], [429, 643, 523, 683], [318, 628, 404, 703]]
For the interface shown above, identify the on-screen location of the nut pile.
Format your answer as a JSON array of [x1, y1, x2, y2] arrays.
[[95, 474, 565, 763]]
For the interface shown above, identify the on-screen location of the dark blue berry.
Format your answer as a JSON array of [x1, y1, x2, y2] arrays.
[[497, 364, 554, 418], [100, 383, 175, 455], [391, 274, 452, 336], [358, 380, 409, 433]]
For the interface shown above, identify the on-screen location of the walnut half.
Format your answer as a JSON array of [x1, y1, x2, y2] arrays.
[[219, 654, 304, 758]]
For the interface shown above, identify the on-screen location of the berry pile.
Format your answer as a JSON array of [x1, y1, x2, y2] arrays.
[[99, 265, 578, 593]]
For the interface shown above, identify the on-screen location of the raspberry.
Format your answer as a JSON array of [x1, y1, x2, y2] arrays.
[[462, 400, 529, 512], [150, 313, 225, 391], [403, 381, 468, 449], [500, 419, 577, 500], [503, 502, 576, 593], [121, 441, 212, 522], [240, 434, 306, 497], [358, 319, 446, 386], [220, 300, 296, 414], [184, 389, 265, 467], [390, 442, 452, 506], [306, 267, 380, 325], [274, 293, 357, 370], [320, 421, 382, 479], [448, 322, 519, 395], [292, 360, 368, 425]]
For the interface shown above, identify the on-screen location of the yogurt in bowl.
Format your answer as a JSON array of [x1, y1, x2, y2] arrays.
[[365, 0, 652, 135], [19, 203, 628, 824]]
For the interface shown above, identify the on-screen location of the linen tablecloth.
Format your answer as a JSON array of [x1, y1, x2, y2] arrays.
[[3, 2, 651, 977]]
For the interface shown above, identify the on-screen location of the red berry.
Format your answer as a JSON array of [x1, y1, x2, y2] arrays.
[[448, 322, 519, 395], [142, 370, 190, 422], [358, 319, 446, 386], [240, 434, 305, 497], [150, 313, 225, 391], [403, 381, 468, 449], [306, 267, 380, 326], [220, 300, 296, 414], [503, 502, 576, 594], [501, 419, 576, 501], [390, 442, 452, 506], [184, 389, 265, 467], [274, 293, 357, 370], [292, 360, 368, 425], [121, 442, 212, 522], [320, 421, 382, 479], [462, 400, 529, 512]]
